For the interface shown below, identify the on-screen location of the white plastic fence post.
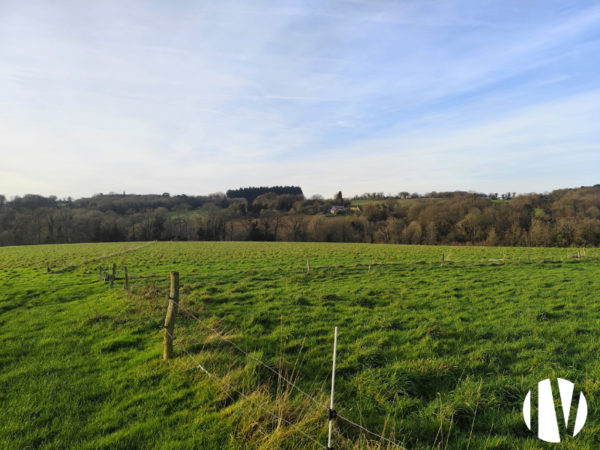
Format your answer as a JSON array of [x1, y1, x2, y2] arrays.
[[327, 326, 338, 450]]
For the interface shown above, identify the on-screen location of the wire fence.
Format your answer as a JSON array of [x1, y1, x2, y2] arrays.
[[88, 264, 407, 448], [163, 327, 328, 448], [87, 248, 596, 448], [52, 241, 157, 273], [169, 297, 405, 449]]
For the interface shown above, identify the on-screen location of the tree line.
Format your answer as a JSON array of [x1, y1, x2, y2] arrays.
[[1, 185, 599, 247], [225, 186, 303, 203]]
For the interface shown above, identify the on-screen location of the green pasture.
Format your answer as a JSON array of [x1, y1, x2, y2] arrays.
[[1, 241, 599, 449]]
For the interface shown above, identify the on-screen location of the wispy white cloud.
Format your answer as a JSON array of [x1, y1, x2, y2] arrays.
[[1, 0, 600, 197]]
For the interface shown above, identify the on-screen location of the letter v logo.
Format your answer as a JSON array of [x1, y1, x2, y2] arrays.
[[523, 378, 588, 442]]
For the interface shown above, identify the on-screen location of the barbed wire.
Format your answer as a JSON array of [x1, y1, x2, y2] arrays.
[[175, 344, 272, 441], [168, 298, 405, 449], [164, 327, 327, 449], [174, 299, 327, 410]]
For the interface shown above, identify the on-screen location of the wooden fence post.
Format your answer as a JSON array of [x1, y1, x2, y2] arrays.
[[163, 271, 180, 360], [307, 259, 310, 275], [109, 263, 117, 288], [123, 267, 130, 295], [98, 266, 103, 281]]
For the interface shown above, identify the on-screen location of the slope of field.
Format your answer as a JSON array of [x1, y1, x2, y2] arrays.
[[1, 242, 600, 449]]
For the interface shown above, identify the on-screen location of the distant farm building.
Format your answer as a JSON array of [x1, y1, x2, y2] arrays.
[[330, 206, 347, 215]]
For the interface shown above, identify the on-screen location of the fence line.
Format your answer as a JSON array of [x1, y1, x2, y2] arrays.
[[64, 245, 597, 447], [95, 251, 591, 447], [309, 254, 598, 272], [119, 252, 599, 285], [167, 297, 405, 448], [163, 327, 327, 449], [53, 241, 157, 273], [98, 253, 596, 448], [173, 299, 325, 409]]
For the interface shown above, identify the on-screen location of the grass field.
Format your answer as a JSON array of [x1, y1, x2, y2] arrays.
[[1, 241, 600, 449]]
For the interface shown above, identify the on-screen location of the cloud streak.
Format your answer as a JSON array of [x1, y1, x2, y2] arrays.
[[1, 0, 599, 198]]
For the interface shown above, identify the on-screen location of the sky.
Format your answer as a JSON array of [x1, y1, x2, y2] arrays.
[[1, 0, 600, 199]]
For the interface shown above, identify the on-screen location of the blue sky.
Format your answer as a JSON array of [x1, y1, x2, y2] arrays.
[[1, 0, 599, 198]]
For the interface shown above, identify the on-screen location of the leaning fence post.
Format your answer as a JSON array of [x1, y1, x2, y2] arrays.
[[306, 259, 311, 275], [163, 271, 180, 360], [123, 267, 130, 295], [327, 326, 338, 450]]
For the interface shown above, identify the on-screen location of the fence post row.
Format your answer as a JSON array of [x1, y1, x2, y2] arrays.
[[163, 271, 180, 360]]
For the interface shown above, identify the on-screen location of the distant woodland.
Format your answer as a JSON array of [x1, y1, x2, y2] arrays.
[[1, 185, 600, 247]]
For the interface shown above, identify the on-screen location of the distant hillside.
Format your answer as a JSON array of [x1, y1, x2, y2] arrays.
[[1, 185, 599, 247]]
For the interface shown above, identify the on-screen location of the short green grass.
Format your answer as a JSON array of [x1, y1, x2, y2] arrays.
[[1, 242, 600, 449]]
